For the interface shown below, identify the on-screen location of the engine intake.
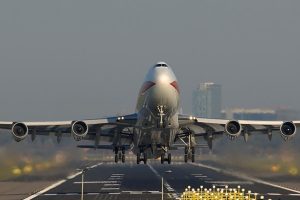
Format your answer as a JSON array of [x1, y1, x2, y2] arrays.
[[71, 121, 88, 141], [280, 121, 296, 140], [12, 122, 28, 142], [225, 120, 242, 138]]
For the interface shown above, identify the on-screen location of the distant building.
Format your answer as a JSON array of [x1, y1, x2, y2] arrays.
[[193, 83, 222, 118], [222, 108, 277, 120]]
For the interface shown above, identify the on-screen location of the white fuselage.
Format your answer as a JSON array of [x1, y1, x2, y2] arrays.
[[133, 62, 180, 158]]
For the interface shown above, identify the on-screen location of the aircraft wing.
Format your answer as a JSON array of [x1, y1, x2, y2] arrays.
[[0, 113, 137, 143], [178, 114, 300, 149]]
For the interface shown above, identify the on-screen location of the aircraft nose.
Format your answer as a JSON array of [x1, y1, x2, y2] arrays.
[[155, 72, 170, 84], [152, 68, 172, 85]]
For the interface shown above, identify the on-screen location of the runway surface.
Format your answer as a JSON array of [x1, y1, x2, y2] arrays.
[[22, 161, 300, 200]]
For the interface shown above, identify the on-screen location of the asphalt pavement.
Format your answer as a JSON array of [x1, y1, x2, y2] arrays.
[[20, 161, 300, 200]]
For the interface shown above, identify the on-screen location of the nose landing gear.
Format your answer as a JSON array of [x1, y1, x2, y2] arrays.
[[160, 146, 172, 164], [137, 148, 147, 164], [161, 153, 172, 164]]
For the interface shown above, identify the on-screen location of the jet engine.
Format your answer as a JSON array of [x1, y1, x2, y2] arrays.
[[11, 122, 29, 142], [225, 120, 242, 138], [71, 121, 88, 141], [280, 121, 296, 140]]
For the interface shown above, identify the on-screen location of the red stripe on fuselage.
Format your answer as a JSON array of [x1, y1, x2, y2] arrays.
[[140, 81, 156, 95], [170, 81, 180, 93]]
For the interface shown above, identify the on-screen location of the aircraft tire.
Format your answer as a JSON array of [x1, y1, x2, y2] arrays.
[[122, 154, 125, 163], [184, 154, 188, 163], [192, 154, 195, 163], [168, 153, 171, 164], [161, 154, 164, 164], [192, 147, 195, 154], [115, 154, 118, 163], [137, 153, 141, 164], [144, 154, 147, 164], [184, 147, 188, 154]]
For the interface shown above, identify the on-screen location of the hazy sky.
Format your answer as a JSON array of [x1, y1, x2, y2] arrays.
[[0, 0, 300, 121]]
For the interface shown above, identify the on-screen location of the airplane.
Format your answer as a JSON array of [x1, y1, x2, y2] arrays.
[[0, 61, 299, 164]]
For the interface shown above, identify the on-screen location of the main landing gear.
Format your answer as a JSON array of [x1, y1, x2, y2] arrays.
[[184, 146, 195, 163], [114, 147, 126, 163], [161, 152, 172, 164], [137, 149, 147, 164]]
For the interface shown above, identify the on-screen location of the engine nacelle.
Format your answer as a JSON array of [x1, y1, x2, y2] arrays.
[[71, 121, 88, 141], [280, 121, 296, 140], [225, 120, 242, 139], [11, 122, 29, 142]]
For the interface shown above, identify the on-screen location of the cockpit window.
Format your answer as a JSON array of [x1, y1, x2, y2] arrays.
[[154, 64, 168, 67]]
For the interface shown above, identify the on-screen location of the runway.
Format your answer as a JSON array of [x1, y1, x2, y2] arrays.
[[22, 161, 300, 200]]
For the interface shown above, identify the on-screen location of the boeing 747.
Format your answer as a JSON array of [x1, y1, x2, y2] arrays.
[[0, 62, 299, 164]]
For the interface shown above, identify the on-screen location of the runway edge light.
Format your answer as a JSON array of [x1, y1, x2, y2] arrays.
[[180, 185, 270, 200]]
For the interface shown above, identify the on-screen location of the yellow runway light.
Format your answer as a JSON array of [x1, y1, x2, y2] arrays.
[[23, 165, 33, 174], [11, 167, 22, 176], [288, 166, 298, 176], [180, 185, 271, 200]]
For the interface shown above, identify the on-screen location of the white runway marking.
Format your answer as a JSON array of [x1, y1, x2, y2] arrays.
[[108, 177, 122, 180], [101, 187, 120, 190], [190, 163, 300, 194], [267, 193, 282, 195], [191, 174, 203, 176], [74, 181, 120, 184], [67, 171, 82, 179], [100, 173, 124, 192], [289, 193, 300, 196], [205, 181, 254, 185], [23, 180, 67, 200], [194, 175, 207, 178], [148, 164, 180, 199], [104, 183, 120, 187], [42, 191, 163, 196], [123, 191, 162, 194], [23, 162, 103, 200]]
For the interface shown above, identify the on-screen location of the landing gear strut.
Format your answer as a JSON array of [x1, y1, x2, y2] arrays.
[[114, 147, 126, 163]]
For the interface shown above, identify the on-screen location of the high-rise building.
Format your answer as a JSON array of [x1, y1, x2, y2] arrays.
[[192, 82, 222, 118]]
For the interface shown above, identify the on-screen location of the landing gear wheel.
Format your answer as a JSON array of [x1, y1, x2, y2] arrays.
[[184, 147, 188, 154], [144, 154, 147, 164], [192, 147, 195, 154], [168, 153, 171, 164], [191, 154, 195, 163], [161, 154, 164, 164], [184, 154, 188, 163], [115, 154, 119, 163], [122, 147, 125, 155], [137, 153, 141, 164], [122, 154, 125, 163]]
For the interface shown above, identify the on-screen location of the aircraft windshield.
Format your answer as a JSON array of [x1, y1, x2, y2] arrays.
[[154, 64, 168, 67]]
